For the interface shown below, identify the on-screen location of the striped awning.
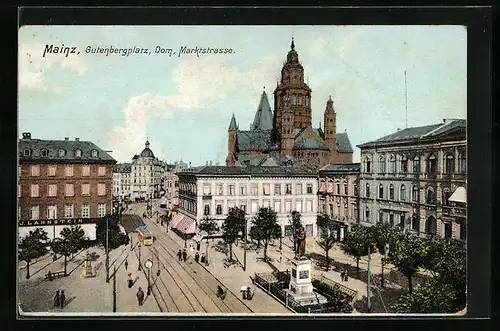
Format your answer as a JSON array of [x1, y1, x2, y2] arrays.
[[171, 213, 185, 228], [172, 214, 196, 234], [449, 186, 466, 204]]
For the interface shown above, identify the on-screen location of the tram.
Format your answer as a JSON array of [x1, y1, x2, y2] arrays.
[[137, 226, 154, 246]]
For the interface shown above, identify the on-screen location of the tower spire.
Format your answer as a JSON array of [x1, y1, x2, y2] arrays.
[[291, 37, 295, 50]]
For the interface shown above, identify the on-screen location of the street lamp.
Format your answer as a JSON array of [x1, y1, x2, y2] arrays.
[[144, 259, 153, 295], [105, 214, 110, 283], [184, 228, 187, 248], [138, 244, 142, 271]]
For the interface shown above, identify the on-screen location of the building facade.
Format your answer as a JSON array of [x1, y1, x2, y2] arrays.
[[318, 163, 361, 238], [226, 39, 353, 170], [174, 166, 319, 238], [131, 140, 165, 200], [18, 132, 116, 241], [113, 163, 132, 199], [163, 170, 179, 210], [357, 119, 466, 242]]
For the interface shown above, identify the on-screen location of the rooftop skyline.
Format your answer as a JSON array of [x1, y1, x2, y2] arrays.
[[18, 25, 466, 165]]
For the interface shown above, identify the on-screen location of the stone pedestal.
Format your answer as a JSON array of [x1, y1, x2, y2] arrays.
[[287, 257, 328, 305], [82, 254, 95, 278]]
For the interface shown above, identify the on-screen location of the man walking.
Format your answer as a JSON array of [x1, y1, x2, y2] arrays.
[[177, 249, 182, 261], [53, 290, 60, 308], [60, 290, 66, 308], [124, 259, 128, 270], [182, 249, 187, 262], [127, 273, 134, 288], [136, 287, 145, 306]]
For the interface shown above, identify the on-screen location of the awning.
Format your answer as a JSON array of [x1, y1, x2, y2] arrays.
[[449, 186, 466, 204], [171, 213, 185, 228], [173, 215, 196, 234]]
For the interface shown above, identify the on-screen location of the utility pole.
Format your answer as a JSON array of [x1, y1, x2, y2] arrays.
[[367, 245, 372, 312], [105, 215, 110, 283], [112, 265, 117, 312], [243, 217, 247, 271]]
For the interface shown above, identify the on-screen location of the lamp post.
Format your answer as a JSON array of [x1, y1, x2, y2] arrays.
[[112, 265, 117, 312], [144, 259, 153, 295], [382, 243, 389, 288], [130, 232, 133, 250], [105, 214, 110, 283], [184, 228, 187, 248], [367, 245, 372, 312], [138, 244, 142, 271]]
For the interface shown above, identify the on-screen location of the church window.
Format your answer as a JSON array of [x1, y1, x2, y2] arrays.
[[292, 95, 297, 105]]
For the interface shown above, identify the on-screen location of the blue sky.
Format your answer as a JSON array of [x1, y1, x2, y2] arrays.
[[18, 25, 466, 165]]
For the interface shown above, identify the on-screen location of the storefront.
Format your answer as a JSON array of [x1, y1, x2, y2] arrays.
[[18, 218, 98, 241]]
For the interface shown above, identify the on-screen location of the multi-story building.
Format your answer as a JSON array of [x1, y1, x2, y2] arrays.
[[131, 140, 165, 200], [357, 119, 466, 242], [18, 132, 116, 240], [317, 163, 361, 239], [163, 170, 179, 210], [113, 163, 132, 199], [173, 166, 319, 238]]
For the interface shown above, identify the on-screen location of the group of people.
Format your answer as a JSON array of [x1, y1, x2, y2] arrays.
[[216, 285, 226, 300], [53, 290, 66, 309], [340, 268, 349, 282], [177, 249, 188, 262], [177, 242, 207, 265], [240, 286, 253, 300]]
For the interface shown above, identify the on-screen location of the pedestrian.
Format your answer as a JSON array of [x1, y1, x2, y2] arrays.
[[190, 242, 195, 255], [200, 253, 206, 264], [60, 290, 66, 308], [136, 287, 145, 306], [194, 252, 200, 263], [53, 290, 60, 308], [246, 286, 252, 300], [124, 259, 128, 270], [344, 272, 349, 282], [340, 268, 345, 282], [177, 249, 182, 261], [182, 249, 187, 262], [196, 241, 201, 251], [240, 286, 247, 300], [127, 273, 133, 288]]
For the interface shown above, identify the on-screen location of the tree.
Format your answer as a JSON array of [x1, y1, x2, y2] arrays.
[[392, 279, 456, 313], [370, 222, 399, 287], [340, 225, 374, 276], [18, 228, 49, 279], [387, 233, 431, 293], [251, 207, 281, 262], [315, 214, 339, 270], [221, 207, 245, 261], [96, 215, 129, 250], [198, 216, 219, 258], [288, 211, 303, 254], [249, 225, 265, 248], [53, 226, 89, 276]]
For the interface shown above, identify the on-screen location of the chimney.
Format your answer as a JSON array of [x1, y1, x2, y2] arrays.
[[189, 162, 191, 168], [206, 161, 208, 166], [75, 138, 80, 141], [209, 161, 213, 166], [22, 132, 31, 140], [65, 137, 69, 141]]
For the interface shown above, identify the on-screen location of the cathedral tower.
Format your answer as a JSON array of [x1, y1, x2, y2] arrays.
[[324, 96, 337, 156], [280, 90, 295, 155], [226, 114, 238, 166]]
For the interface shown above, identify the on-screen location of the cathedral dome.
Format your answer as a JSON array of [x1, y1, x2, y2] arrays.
[[140, 140, 155, 158]]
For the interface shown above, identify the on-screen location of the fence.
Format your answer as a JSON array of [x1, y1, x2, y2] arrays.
[[311, 274, 358, 305]]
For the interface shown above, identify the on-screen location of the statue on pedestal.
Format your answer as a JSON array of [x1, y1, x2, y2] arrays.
[[296, 227, 306, 258]]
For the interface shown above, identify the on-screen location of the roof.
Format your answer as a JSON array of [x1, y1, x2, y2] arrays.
[[236, 154, 295, 167], [319, 163, 361, 173], [118, 214, 145, 234], [293, 137, 329, 150], [178, 165, 317, 177], [237, 130, 274, 152], [336, 132, 354, 153], [113, 163, 132, 173], [19, 134, 116, 164], [449, 186, 466, 204], [228, 114, 238, 131], [358, 119, 466, 148], [251, 91, 274, 130], [140, 147, 155, 158]]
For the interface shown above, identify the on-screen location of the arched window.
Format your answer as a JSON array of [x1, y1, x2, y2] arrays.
[[292, 94, 297, 105], [426, 187, 436, 204], [365, 183, 370, 198], [58, 149, 66, 157], [445, 153, 455, 173], [41, 149, 49, 157], [442, 188, 451, 206], [75, 149, 82, 157], [412, 185, 419, 202], [426, 216, 437, 235], [427, 154, 437, 174], [400, 155, 408, 173], [378, 184, 384, 199], [379, 155, 386, 173], [364, 157, 372, 173], [411, 214, 420, 232], [389, 184, 395, 200], [412, 155, 421, 173], [91, 149, 99, 158], [459, 153, 466, 173], [389, 155, 396, 173], [400, 185, 407, 201]]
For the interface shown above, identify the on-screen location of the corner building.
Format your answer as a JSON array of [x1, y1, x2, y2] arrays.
[[18, 132, 116, 240]]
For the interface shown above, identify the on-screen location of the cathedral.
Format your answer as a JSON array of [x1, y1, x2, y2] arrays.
[[226, 39, 353, 170]]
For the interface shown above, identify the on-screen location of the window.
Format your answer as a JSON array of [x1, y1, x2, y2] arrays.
[[75, 149, 82, 157], [412, 185, 419, 202], [459, 153, 466, 173], [389, 155, 396, 173], [65, 204, 74, 218], [444, 154, 455, 173], [65, 166, 74, 177], [366, 159, 371, 173], [296, 200, 302, 213], [296, 184, 302, 195], [30, 206, 39, 220], [239, 185, 246, 196], [389, 214, 394, 227], [24, 149, 31, 156], [442, 188, 451, 206], [251, 200, 259, 213], [91, 149, 98, 157], [204, 204, 210, 215], [306, 183, 313, 194], [426, 187, 436, 204], [274, 184, 281, 195], [61, 183, 74, 197], [400, 155, 408, 173], [47, 184, 57, 197], [47, 205, 57, 219], [98, 183, 106, 196], [379, 211, 384, 223], [354, 184, 358, 196], [427, 154, 437, 174], [98, 204, 106, 217], [286, 183, 292, 195], [98, 166, 106, 176], [460, 220, 466, 240], [82, 204, 90, 218], [251, 184, 258, 196], [344, 183, 348, 195], [216, 204, 222, 215], [400, 185, 406, 201], [31, 165, 40, 176], [41, 149, 49, 157], [285, 200, 292, 213], [229, 184, 236, 196], [389, 184, 394, 200], [203, 184, 211, 195], [365, 183, 370, 198], [444, 222, 452, 239], [379, 155, 386, 173], [365, 208, 370, 222], [426, 216, 437, 235], [329, 204, 334, 218], [306, 200, 313, 212], [412, 214, 420, 232], [399, 214, 405, 228], [58, 149, 66, 157], [378, 184, 384, 199], [82, 183, 90, 196], [217, 184, 224, 195], [48, 165, 57, 176], [336, 183, 340, 194], [30, 184, 39, 197], [273, 201, 281, 212], [263, 200, 271, 208], [412, 156, 420, 173], [263, 184, 271, 196]]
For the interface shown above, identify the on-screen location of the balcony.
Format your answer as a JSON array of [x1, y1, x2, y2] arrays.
[[442, 205, 467, 218], [202, 193, 212, 200]]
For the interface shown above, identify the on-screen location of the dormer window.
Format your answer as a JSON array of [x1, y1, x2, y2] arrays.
[[91, 149, 98, 158], [75, 149, 82, 157], [41, 149, 49, 157], [58, 149, 66, 157], [24, 149, 32, 157]]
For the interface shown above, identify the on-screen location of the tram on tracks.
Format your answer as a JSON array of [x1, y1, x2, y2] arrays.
[[137, 226, 154, 246]]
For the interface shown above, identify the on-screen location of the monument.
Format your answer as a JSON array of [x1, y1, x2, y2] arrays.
[[287, 227, 327, 305], [82, 251, 96, 278]]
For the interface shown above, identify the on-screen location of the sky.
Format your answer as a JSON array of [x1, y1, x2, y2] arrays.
[[18, 25, 467, 165]]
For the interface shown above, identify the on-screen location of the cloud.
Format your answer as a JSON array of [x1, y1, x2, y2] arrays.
[[18, 42, 87, 92]]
